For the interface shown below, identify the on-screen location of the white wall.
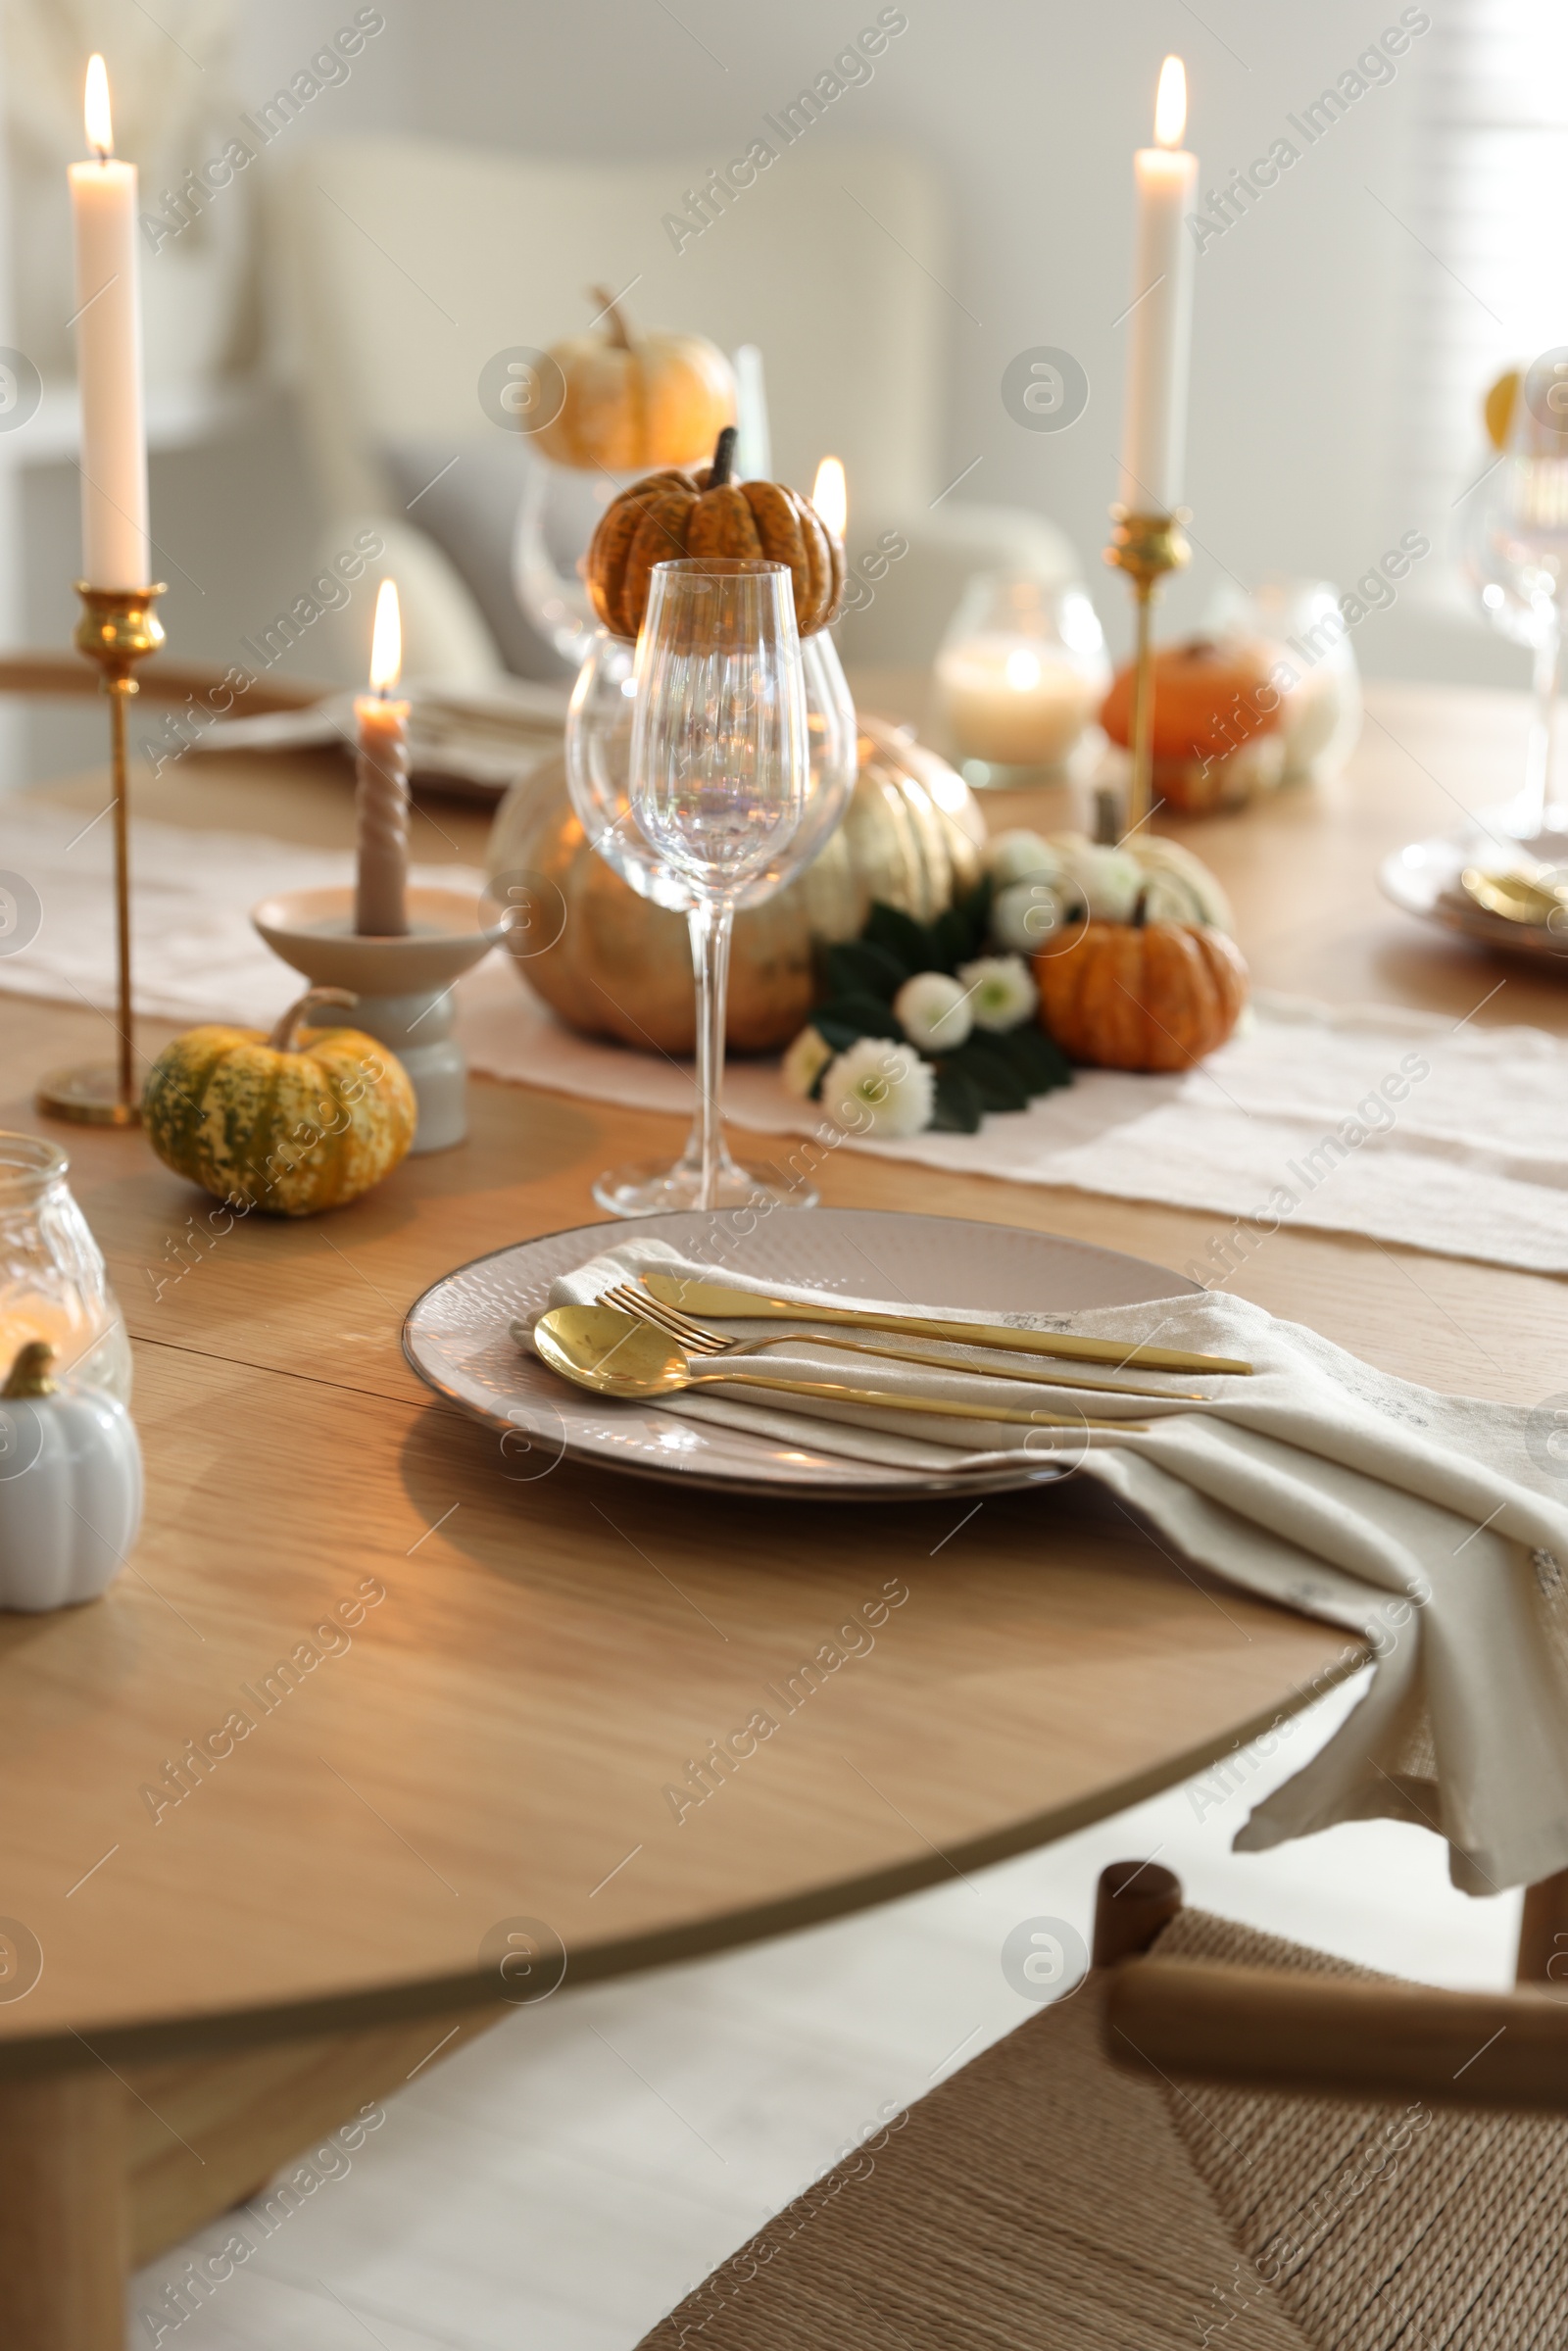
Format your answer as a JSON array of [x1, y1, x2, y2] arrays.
[[14, 0, 1535, 786], [395, 0, 1505, 680]]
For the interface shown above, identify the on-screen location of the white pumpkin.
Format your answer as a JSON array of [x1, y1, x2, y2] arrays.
[[0, 1344, 141, 1611], [984, 829, 1234, 934]]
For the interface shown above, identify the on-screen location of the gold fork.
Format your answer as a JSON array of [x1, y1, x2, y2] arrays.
[[599, 1281, 1204, 1404]]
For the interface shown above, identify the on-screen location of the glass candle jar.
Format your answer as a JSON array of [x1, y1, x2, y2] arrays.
[[934, 573, 1110, 786], [0, 1134, 131, 1401]]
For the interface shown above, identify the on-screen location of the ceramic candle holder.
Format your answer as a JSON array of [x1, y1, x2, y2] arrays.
[[251, 887, 506, 1153]]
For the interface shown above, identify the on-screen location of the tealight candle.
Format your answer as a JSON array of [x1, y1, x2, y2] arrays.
[[68, 55, 150, 590], [935, 638, 1102, 768], [354, 579, 412, 937]]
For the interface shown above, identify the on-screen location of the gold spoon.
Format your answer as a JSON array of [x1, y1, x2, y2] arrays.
[[531, 1304, 1152, 1433], [1460, 864, 1568, 928]]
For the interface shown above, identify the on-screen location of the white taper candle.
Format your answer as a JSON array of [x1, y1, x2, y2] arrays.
[[1118, 56, 1199, 516], [68, 56, 151, 589]]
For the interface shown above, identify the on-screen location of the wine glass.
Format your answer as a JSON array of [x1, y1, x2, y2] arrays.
[[1462, 351, 1568, 844], [569, 615, 857, 1217], [618, 560, 808, 1216]]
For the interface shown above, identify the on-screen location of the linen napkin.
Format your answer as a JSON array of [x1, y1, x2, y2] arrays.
[[524, 1240, 1568, 1895]]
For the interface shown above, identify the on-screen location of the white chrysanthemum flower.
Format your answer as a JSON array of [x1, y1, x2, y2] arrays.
[[781, 1024, 834, 1099], [988, 829, 1065, 889], [956, 954, 1039, 1032], [894, 970, 972, 1052], [820, 1038, 935, 1138], [991, 879, 1069, 955], [1052, 840, 1141, 922]]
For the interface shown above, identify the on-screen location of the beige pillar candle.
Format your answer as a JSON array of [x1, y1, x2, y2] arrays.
[[69, 56, 151, 590], [354, 579, 411, 937]]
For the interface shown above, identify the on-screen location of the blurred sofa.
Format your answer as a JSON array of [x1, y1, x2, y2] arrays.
[[263, 133, 1079, 683]]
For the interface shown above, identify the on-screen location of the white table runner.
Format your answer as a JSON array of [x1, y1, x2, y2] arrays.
[[3, 804, 1565, 1276]]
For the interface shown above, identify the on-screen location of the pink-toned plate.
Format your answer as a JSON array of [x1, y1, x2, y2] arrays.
[[402, 1205, 1198, 1500]]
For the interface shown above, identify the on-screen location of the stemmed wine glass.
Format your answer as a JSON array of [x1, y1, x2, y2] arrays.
[[1463, 350, 1568, 844], [617, 560, 808, 1215]]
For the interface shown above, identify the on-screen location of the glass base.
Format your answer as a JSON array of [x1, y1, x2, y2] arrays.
[[592, 1153, 819, 1219]]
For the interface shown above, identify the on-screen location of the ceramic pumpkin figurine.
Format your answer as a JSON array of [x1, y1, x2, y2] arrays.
[[1036, 896, 1249, 1071], [585, 426, 845, 641], [486, 722, 986, 1054], [0, 1342, 141, 1611], [143, 988, 416, 1216], [531, 288, 735, 472], [1101, 637, 1285, 813]]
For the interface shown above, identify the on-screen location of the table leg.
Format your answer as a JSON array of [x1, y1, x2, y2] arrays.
[[0, 2068, 126, 2349], [1517, 1867, 1568, 1986]]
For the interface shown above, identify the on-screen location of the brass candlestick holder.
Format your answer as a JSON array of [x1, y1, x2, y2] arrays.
[[1102, 508, 1190, 835], [36, 583, 167, 1126]]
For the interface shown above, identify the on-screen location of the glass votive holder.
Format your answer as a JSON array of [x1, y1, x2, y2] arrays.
[[934, 573, 1110, 788], [0, 1133, 131, 1401], [1203, 576, 1363, 783]]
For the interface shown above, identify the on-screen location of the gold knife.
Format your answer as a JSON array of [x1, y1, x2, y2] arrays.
[[641, 1274, 1252, 1377]]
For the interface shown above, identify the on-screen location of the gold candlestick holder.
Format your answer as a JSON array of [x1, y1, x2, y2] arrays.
[[1102, 508, 1190, 836], [36, 583, 167, 1126]]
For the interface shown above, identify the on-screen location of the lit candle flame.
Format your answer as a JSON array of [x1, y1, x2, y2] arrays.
[[1153, 54, 1187, 149], [1004, 648, 1042, 692], [811, 455, 847, 541], [84, 53, 113, 159], [368, 577, 402, 694]]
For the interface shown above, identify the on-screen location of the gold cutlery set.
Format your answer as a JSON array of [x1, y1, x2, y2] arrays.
[[1458, 862, 1568, 931], [531, 1275, 1253, 1432]]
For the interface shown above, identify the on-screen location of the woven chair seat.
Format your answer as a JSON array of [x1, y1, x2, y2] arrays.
[[637, 1907, 1568, 2351]]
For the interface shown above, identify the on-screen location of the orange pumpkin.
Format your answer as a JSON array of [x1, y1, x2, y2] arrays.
[[1036, 907, 1249, 1071], [1101, 637, 1285, 813], [586, 427, 845, 641], [532, 288, 735, 472]]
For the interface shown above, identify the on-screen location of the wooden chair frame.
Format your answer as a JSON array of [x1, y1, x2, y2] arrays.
[[1099, 1859, 1568, 2113]]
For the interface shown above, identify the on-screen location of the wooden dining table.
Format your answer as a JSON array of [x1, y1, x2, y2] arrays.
[[1, 668, 1564, 2346]]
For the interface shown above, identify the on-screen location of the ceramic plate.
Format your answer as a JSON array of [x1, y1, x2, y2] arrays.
[[402, 1207, 1200, 1500], [1379, 824, 1568, 967]]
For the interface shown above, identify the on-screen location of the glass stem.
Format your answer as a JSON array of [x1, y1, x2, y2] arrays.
[[687, 899, 734, 1212], [1524, 601, 1561, 841]]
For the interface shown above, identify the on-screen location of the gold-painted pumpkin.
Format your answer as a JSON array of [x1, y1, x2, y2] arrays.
[[142, 988, 416, 1216], [532, 288, 735, 472], [1036, 906, 1249, 1071], [586, 427, 845, 642], [487, 720, 986, 1055]]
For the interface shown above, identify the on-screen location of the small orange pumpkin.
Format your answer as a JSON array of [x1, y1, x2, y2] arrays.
[[1101, 637, 1285, 813], [585, 426, 845, 641], [1036, 903, 1249, 1071]]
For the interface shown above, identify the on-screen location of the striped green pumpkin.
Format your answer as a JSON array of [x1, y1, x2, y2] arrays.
[[143, 988, 416, 1216]]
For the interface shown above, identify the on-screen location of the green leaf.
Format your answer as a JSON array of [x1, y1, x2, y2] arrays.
[[930, 1066, 984, 1132], [822, 938, 908, 1003], [862, 902, 933, 979], [945, 1036, 1031, 1112], [811, 996, 903, 1048], [986, 1022, 1074, 1095], [925, 878, 995, 973]]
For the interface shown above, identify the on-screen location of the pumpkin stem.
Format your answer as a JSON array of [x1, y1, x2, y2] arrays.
[[269, 986, 358, 1053], [2, 1341, 56, 1399], [708, 424, 738, 489], [590, 283, 633, 351], [1132, 885, 1151, 930]]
